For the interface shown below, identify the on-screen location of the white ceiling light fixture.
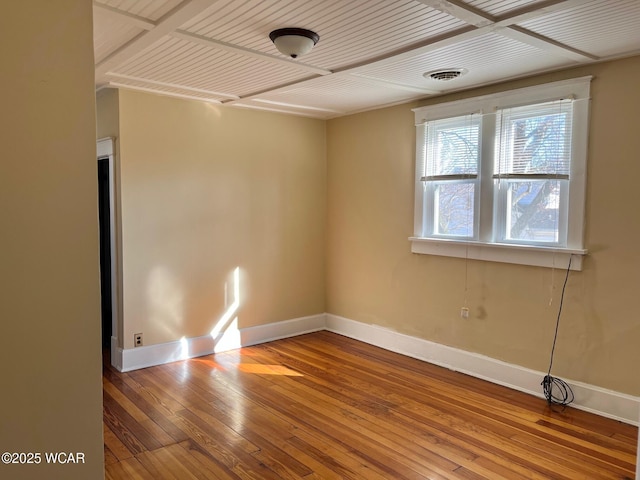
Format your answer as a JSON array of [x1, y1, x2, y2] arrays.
[[269, 28, 319, 59]]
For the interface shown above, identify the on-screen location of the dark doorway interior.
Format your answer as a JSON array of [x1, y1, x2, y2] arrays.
[[98, 158, 112, 348]]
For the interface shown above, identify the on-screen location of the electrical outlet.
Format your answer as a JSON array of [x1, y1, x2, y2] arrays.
[[460, 307, 469, 319], [134, 333, 143, 347]]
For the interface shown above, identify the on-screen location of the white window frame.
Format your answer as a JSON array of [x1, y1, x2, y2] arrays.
[[410, 77, 591, 271]]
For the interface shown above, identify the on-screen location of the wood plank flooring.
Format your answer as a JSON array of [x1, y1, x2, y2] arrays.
[[103, 331, 638, 479]]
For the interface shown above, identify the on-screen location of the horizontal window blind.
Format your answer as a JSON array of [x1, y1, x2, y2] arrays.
[[495, 100, 573, 178], [423, 114, 480, 180]]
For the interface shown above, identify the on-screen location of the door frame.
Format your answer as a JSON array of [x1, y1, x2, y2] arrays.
[[97, 137, 120, 366]]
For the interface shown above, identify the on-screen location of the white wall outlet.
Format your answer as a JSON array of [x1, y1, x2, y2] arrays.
[[460, 307, 469, 319], [134, 333, 143, 347]]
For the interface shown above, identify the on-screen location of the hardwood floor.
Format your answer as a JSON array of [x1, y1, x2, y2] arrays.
[[103, 331, 637, 479]]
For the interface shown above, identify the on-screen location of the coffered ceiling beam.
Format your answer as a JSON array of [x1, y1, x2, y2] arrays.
[[95, 0, 217, 83], [171, 31, 332, 76], [92, 1, 156, 30], [104, 72, 239, 100], [417, 0, 596, 63]]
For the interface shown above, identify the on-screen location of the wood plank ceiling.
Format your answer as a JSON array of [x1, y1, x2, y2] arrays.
[[93, 0, 640, 119]]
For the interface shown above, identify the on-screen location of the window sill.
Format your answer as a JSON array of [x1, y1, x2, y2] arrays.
[[409, 237, 586, 271]]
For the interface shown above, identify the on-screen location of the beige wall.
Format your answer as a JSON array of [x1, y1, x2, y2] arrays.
[[117, 90, 326, 348], [0, 1, 104, 479], [96, 88, 119, 140], [327, 55, 640, 396]]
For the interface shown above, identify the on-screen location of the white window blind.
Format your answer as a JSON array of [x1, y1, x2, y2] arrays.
[[495, 100, 573, 179], [421, 114, 480, 238], [423, 115, 480, 180]]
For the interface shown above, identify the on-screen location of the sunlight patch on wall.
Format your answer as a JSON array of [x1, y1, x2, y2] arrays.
[[179, 336, 189, 360], [204, 102, 224, 119], [211, 266, 242, 352], [214, 317, 241, 353]]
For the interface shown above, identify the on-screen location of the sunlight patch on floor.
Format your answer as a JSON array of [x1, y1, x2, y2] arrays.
[[237, 363, 303, 376]]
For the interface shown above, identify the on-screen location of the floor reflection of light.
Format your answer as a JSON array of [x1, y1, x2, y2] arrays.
[[175, 361, 190, 383], [193, 357, 220, 370], [219, 349, 245, 432]]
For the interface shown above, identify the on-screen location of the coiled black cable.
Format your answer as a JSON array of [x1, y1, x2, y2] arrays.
[[541, 255, 575, 407]]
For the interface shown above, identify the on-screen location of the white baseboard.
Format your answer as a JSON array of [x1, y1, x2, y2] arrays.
[[326, 314, 639, 426], [111, 311, 638, 425], [116, 314, 326, 373]]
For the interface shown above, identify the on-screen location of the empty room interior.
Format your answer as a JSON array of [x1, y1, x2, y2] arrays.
[[2, 1, 640, 479]]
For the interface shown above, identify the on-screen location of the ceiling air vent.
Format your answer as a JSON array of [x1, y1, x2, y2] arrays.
[[424, 68, 468, 81]]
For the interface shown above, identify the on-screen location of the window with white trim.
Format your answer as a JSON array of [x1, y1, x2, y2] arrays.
[[411, 77, 591, 270]]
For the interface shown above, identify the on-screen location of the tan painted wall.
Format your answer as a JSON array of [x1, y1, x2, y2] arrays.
[[117, 90, 326, 348], [0, 1, 104, 479], [96, 88, 119, 140], [327, 56, 640, 396]]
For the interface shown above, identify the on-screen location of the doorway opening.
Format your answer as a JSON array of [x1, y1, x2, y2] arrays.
[[98, 157, 112, 348], [96, 137, 118, 364]]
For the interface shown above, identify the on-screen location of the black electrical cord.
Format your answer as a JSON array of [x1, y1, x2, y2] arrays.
[[541, 255, 575, 408]]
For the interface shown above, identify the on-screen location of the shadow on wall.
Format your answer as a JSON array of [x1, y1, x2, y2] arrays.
[[147, 265, 185, 339]]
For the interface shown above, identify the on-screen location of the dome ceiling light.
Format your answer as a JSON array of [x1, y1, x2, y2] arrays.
[[269, 28, 320, 59]]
